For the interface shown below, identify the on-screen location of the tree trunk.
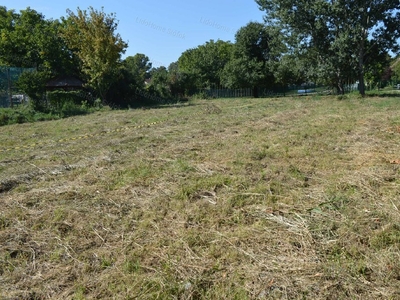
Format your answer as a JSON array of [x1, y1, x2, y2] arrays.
[[358, 48, 366, 96], [358, 13, 367, 97], [337, 82, 344, 95]]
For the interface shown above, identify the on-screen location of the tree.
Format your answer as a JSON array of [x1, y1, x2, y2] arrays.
[[147, 66, 170, 99], [167, 61, 195, 97], [0, 7, 51, 108], [124, 54, 152, 90], [364, 45, 392, 90], [221, 22, 278, 97], [0, 7, 20, 66], [17, 70, 50, 110], [273, 54, 304, 95], [105, 54, 152, 108], [61, 7, 127, 102], [0, 7, 83, 109], [0, 6, 45, 68], [177, 39, 233, 89], [256, 0, 400, 96], [105, 65, 134, 108], [0, 7, 76, 72], [40, 19, 82, 76]]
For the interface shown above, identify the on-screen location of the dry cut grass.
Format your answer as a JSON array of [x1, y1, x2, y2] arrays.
[[1, 95, 400, 299]]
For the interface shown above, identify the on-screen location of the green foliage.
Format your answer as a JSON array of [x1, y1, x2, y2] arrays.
[[46, 90, 87, 111], [0, 7, 44, 68], [168, 61, 197, 96], [0, 97, 99, 126], [16, 70, 51, 111], [124, 54, 152, 89], [148, 66, 170, 99], [0, 6, 77, 74], [42, 20, 82, 76], [0, 7, 83, 112], [60, 7, 127, 102], [0, 111, 10, 125], [273, 54, 304, 94], [363, 44, 391, 89], [221, 22, 278, 96], [256, 0, 400, 95], [178, 39, 234, 89], [191, 90, 211, 100], [0, 106, 41, 125], [138, 61, 194, 104]]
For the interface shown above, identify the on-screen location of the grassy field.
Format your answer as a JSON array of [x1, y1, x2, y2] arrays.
[[1, 94, 400, 299]]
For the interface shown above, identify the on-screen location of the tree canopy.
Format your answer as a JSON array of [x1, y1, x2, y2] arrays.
[[60, 7, 127, 102], [177, 39, 233, 89], [0, 6, 76, 73], [124, 54, 152, 89], [221, 22, 279, 97], [256, 0, 400, 95]]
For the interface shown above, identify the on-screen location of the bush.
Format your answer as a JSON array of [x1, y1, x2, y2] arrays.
[[47, 90, 91, 112], [0, 113, 10, 126], [0, 103, 88, 127], [60, 101, 88, 117], [17, 70, 51, 111], [13, 112, 27, 124], [0, 107, 31, 126]]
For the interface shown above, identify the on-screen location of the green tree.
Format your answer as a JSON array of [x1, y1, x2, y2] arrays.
[[167, 61, 195, 97], [41, 19, 82, 76], [106, 54, 152, 108], [0, 6, 45, 68], [17, 70, 50, 110], [147, 66, 170, 99], [0, 7, 67, 109], [0, 7, 19, 66], [106, 65, 134, 108], [61, 7, 127, 102], [178, 39, 233, 89], [221, 22, 277, 97], [0, 7, 83, 110], [0, 7, 75, 72], [364, 44, 392, 90], [124, 54, 152, 90], [273, 54, 304, 95], [256, 0, 400, 96]]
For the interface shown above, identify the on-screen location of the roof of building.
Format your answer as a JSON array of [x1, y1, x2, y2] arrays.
[[46, 75, 84, 88]]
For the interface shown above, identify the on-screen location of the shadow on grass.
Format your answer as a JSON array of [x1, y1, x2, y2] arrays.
[[365, 91, 400, 98]]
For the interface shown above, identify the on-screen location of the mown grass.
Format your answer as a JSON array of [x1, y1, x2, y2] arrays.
[[1, 94, 400, 299]]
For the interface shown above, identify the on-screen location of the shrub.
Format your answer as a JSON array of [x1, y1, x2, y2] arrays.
[[47, 90, 90, 112], [0, 113, 10, 126]]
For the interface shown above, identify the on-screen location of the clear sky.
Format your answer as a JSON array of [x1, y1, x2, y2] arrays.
[[2, 0, 266, 68]]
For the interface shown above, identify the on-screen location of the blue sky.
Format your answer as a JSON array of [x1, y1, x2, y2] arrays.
[[2, 0, 266, 68]]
